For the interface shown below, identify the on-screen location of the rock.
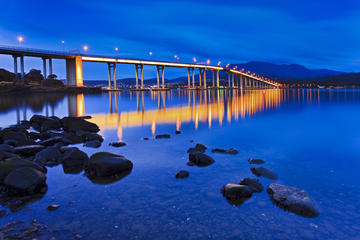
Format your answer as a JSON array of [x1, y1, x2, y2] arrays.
[[38, 136, 71, 146], [62, 148, 88, 174], [251, 167, 278, 180], [142, 137, 149, 140], [188, 152, 215, 167], [0, 128, 28, 142], [13, 145, 45, 157], [0, 209, 6, 218], [0, 151, 20, 161], [15, 139, 37, 147], [175, 130, 182, 134], [76, 131, 104, 142], [109, 141, 126, 147], [62, 131, 84, 144], [30, 115, 51, 129], [24, 69, 44, 83], [61, 117, 100, 133], [267, 183, 319, 218], [0, 158, 46, 183], [175, 170, 189, 179], [28, 132, 41, 140], [83, 140, 101, 148], [34, 147, 62, 167], [47, 204, 60, 211], [4, 140, 18, 146], [86, 152, 133, 178], [239, 178, 264, 193], [42, 79, 64, 88], [0, 144, 14, 152], [4, 167, 47, 195], [211, 148, 238, 154], [40, 119, 62, 132], [186, 161, 195, 166], [248, 158, 265, 164], [221, 184, 252, 206], [155, 134, 170, 139], [187, 143, 207, 153]]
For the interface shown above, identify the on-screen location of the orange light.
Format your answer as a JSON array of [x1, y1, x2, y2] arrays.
[[115, 47, 119, 51], [83, 45, 89, 51], [17, 36, 24, 43], [193, 57, 197, 62], [149, 51, 153, 56], [206, 59, 211, 65], [217, 61, 221, 66]]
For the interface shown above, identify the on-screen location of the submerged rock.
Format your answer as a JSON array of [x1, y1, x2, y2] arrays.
[[13, 145, 45, 157], [0, 158, 46, 183], [187, 143, 208, 153], [251, 166, 278, 180], [40, 119, 62, 132], [239, 178, 264, 193], [248, 158, 265, 164], [86, 152, 133, 178], [4, 167, 47, 195], [77, 131, 104, 142], [221, 184, 252, 206], [188, 152, 215, 167], [155, 134, 170, 139], [83, 140, 101, 148], [267, 183, 319, 218], [211, 148, 238, 154], [47, 204, 60, 211], [38, 136, 71, 147], [186, 161, 195, 166], [61, 117, 100, 133], [175, 170, 189, 179], [62, 148, 88, 174], [109, 141, 126, 147], [34, 147, 62, 167], [175, 130, 182, 134]]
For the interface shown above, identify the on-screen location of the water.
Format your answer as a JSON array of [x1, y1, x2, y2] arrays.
[[1, 89, 360, 240]]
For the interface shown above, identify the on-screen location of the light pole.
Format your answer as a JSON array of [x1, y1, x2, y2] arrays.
[[83, 45, 89, 52], [17, 36, 24, 47], [61, 40, 65, 52]]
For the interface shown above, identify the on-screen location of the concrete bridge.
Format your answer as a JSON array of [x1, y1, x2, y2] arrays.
[[0, 45, 280, 90]]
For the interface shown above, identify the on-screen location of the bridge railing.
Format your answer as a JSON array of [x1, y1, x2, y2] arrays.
[[0, 45, 75, 57]]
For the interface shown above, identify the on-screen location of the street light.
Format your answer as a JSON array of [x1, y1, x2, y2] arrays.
[[83, 45, 89, 51], [206, 59, 211, 65], [217, 61, 221, 66], [149, 51, 153, 56], [61, 40, 65, 51], [193, 57, 197, 63], [17, 36, 24, 47]]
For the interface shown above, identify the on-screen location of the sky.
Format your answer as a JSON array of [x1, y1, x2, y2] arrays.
[[0, 0, 359, 80]]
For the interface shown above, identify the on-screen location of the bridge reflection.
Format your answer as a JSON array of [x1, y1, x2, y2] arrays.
[[69, 89, 283, 140]]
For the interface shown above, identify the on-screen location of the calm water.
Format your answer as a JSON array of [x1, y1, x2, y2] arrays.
[[1, 89, 360, 240]]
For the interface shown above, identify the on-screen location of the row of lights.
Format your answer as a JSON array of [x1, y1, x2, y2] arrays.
[[15, 36, 273, 83]]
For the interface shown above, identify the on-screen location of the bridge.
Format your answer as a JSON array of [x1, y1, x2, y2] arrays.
[[0, 45, 280, 90]]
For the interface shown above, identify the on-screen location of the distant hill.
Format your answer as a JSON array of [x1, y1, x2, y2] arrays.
[[231, 61, 344, 79]]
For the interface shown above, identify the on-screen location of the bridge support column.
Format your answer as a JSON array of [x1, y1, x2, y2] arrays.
[[212, 71, 215, 87], [187, 68, 191, 88], [13, 56, 18, 81], [216, 70, 220, 88], [232, 74, 235, 88], [107, 63, 112, 88], [49, 58, 53, 76], [66, 56, 83, 86], [198, 68, 202, 87], [20, 56, 24, 80], [228, 73, 230, 88], [42, 58, 47, 80], [240, 75, 243, 90], [156, 66, 165, 88], [192, 68, 195, 88], [203, 69, 207, 89], [135, 64, 143, 89]]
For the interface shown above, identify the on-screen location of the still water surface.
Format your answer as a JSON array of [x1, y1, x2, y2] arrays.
[[1, 89, 360, 239]]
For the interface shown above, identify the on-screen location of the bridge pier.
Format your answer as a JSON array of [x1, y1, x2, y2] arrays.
[[107, 63, 117, 89], [66, 56, 83, 86], [240, 75, 243, 90], [203, 68, 207, 89], [13, 56, 18, 81], [156, 66, 165, 89], [231, 74, 235, 88], [212, 71, 215, 87], [216, 70, 220, 88], [192, 68, 195, 88], [187, 68, 191, 88], [49, 58, 53, 76], [198, 68, 202, 87], [20, 56, 24, 80], [135, 64, 144, 89], [42, 58, 47, 80], [228, 73, 230, 88]]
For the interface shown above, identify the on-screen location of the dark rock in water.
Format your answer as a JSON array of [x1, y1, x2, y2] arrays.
[[4, 140, 18, 146], [142, 137, 149, 140], [0, 144, 14, 153], [188, 152, 215, 167], [13, 145, 45, 157], [47, 204, 60, 211], [30, 115, 52, 131], [4, 167, 47, 195], [62, 148, 88, 174], [61, 117, 100, 133], [15, 139, 37, 147], [79, 115, 92, 120], [211, 148, 238, 154], [34, 147, 62, 167], [221, 184, 252, 206], [186, 161, 195, 166], [248, 158, 265, 164], [239, 178, 264, 193], [38, 136, 71, 146], [187, 143, 208, 153], [62, 131, 84, 144], [175, 170, 189, 179], [40, 119, 62, 132], [86, 152, 133, 178], [109, 141, 126, 147], [28, 132, 41, 140], [267, 183, 319, 218], [0, 128, 28, 142], [175, 130, 182, 134], [155, 134, 170, 139], [83, 140, 101, 148], [78, 131, 104, 142], [0, 158, 46, 183], [0, 151, 20, 161], [251, 166, 278, 180], [0, 209, 6, 218]]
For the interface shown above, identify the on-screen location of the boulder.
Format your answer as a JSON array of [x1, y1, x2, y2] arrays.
[[0, 151, 20, 161], [0, 158, 46, 183], [4, 167, 47, 195], [0, 144, 14, 153], [221, 184, 252, 206], [24, 69, 44, 83], [62, 131, 84, 144], [239, 178, 264, 193], [83, 140, 101, 148], [40, 119, 62, 132], [61, 117, 100, 133], [175, 170, 189, 179], [0, 128, 28, 142], [76, 131, 104, 142], [86, 152, 133, 178], [13, 145, 45, 157], [109, 141, 126, 147], [186, 161, 195, 166], [248, 158, 265, 164], [155, 134, 170, 139], [30, 115, 51, 127], [211, 148, 238, 154], [34, 147, 62, 167], [188, 152, 215, 167], [42, 79, 64, 88], [38, 136, 71, 146], [62, 148, 89, 174], [251, 167, 278, 180], [267, 183, 319, 218], [175, 130, 182, 134], [187, 143, 207, 153], [15, 139, 37, 147]]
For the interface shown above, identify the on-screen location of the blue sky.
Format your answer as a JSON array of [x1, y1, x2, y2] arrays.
[[0, 0, 359, 80]]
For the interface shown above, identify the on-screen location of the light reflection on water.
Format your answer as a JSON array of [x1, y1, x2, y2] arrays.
[[1, 89, 360, 240]]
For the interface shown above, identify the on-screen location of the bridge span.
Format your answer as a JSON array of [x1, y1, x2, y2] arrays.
[[0, 45, 280, 90]]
